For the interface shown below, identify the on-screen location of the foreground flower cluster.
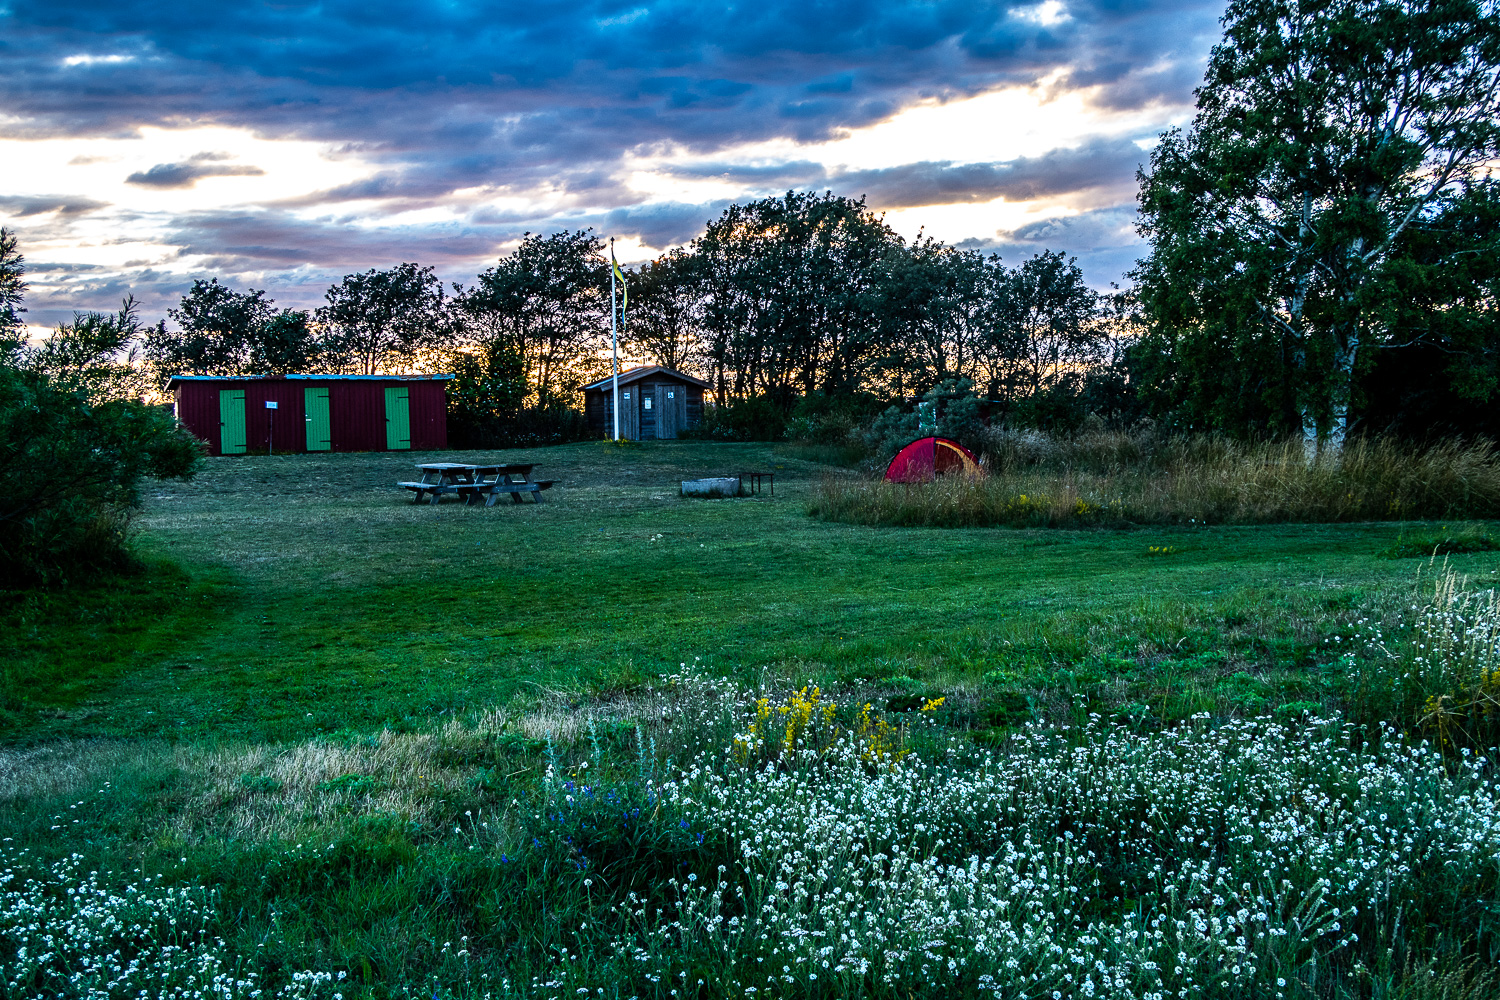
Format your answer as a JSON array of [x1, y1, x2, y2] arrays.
[[583, 712, 1500, 999], [0, 844, 340, 1000]]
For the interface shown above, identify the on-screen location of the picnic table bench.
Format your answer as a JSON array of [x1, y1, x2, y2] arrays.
[[398, 463, 556, 506]]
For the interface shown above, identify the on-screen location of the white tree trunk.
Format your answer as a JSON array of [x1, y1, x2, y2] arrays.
[[1301, 408, 1320, 465], [1324, 328, 1359, 459]]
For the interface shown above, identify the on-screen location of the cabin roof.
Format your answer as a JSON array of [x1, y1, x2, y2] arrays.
[[580, 365, 710, 392], [167, 373, 453, 389]]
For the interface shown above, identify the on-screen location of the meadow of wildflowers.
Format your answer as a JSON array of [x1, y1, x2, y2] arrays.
[[5, 576, 1500, 999]]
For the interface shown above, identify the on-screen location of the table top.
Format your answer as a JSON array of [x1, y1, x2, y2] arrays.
[[417, 462, 535, 472]]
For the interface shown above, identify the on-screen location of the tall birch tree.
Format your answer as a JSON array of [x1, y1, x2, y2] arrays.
[[1135, 0, 1500, 457]]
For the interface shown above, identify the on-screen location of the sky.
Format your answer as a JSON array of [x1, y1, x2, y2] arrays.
[[1, 0, 1227, 334]]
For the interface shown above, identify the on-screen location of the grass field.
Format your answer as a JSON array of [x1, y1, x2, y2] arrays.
[[3, 441, 1499, 999], [6, 441, 1488, 743]]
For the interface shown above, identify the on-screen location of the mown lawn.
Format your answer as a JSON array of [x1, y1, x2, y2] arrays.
[[4, 440, 1496, 744]]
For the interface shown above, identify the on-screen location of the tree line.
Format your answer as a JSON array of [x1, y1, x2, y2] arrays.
[[5, 0, 1499, 457], [1, 203, 1128, 444]]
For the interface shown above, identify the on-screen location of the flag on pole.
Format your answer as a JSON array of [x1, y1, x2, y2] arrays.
[[611, 246, 628, 316]]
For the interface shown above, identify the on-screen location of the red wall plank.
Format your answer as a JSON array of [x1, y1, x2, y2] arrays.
[[172, 378, 448, 454]]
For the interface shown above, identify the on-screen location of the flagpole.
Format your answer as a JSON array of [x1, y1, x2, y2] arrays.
[[610, 237, 619, 441]]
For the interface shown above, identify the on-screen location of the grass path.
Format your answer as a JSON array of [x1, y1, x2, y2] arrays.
[[4, 441, 1496, 743]]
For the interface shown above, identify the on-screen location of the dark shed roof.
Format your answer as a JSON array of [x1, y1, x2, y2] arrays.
[[580, 365, 709, 393]]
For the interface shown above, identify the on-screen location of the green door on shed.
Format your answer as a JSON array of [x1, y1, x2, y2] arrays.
[[218, 389, 246, 455], [304, 387, 331, 451], [384, 386, 411, 450]]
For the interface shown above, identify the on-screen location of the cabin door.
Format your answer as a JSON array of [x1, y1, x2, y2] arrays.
[[384, 387, 411, 450], [620, 387, 636, 439], [304, 387, 331, 451], [218, 389, 246, 455], [658, 385, 680, 439], [640, 386, 656, 439]]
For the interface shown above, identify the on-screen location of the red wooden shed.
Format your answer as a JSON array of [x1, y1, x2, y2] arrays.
[[167, 375, 452, 456]]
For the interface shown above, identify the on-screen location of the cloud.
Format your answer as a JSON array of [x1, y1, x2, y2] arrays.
[[664, 136, 1147, 209], [125, 152, 266, 188], [958, 202, 1146, 287], [0, 194, 109, 216], [602, 200, 736, 247], [0, 0, 1224, 315], [2, 0, 1218, 195], [840, 136, 1147, 207]]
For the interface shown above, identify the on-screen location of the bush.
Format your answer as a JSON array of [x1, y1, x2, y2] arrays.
[[0, 367, 200, 586], [680, 393, 787, 441], [450, 401, 593, 449], [863, 378, 984, 460]]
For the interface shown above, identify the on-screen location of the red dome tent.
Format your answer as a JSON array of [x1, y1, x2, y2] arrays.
[[884, 437, 981, 483]]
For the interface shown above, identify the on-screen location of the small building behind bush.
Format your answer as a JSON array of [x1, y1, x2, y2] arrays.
[[582, 366, 709, 440], [168, 374, 451, 455]]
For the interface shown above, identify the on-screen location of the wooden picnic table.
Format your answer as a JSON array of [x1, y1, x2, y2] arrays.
[[397, 463, 556, 506]]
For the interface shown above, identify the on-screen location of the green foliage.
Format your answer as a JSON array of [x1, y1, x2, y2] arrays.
[[445, 340, 527, 445], [0, 366, 201, 586], [22, 296, 152, 402], [989, 251, 1104, 418], [863, 377, 985, 459], [0, 227, 24, 351], [693, 191, 903, 406], [317, 263, 448, 376], [0, 247, 201, 587], [872, 238, 1002, 396], [146, 278, 321, 385], [624, 247, 703, 374], [1134, 0, 1500, 449], [680, 393, 787, 441], [452, 230, 607, 406]]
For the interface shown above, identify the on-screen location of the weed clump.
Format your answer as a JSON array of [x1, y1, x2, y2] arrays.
[[1343, 567, 1500, 753], [1380, 524, 1500, 559]]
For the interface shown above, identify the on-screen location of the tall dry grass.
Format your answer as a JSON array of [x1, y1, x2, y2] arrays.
[[811, 432, 1500, 528]]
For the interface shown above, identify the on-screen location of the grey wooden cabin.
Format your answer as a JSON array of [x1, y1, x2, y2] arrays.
[[583, 365, 709, 440]]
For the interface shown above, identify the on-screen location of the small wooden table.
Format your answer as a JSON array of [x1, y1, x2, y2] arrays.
[[398, 463, 555, 506], [743, 471, 774, 495]]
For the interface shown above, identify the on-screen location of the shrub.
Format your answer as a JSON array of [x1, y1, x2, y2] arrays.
[[0, 367, 200, 586], [863, 378, 985, 459], [450, 401, 593, 449], [680, 393, 786, 441]]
